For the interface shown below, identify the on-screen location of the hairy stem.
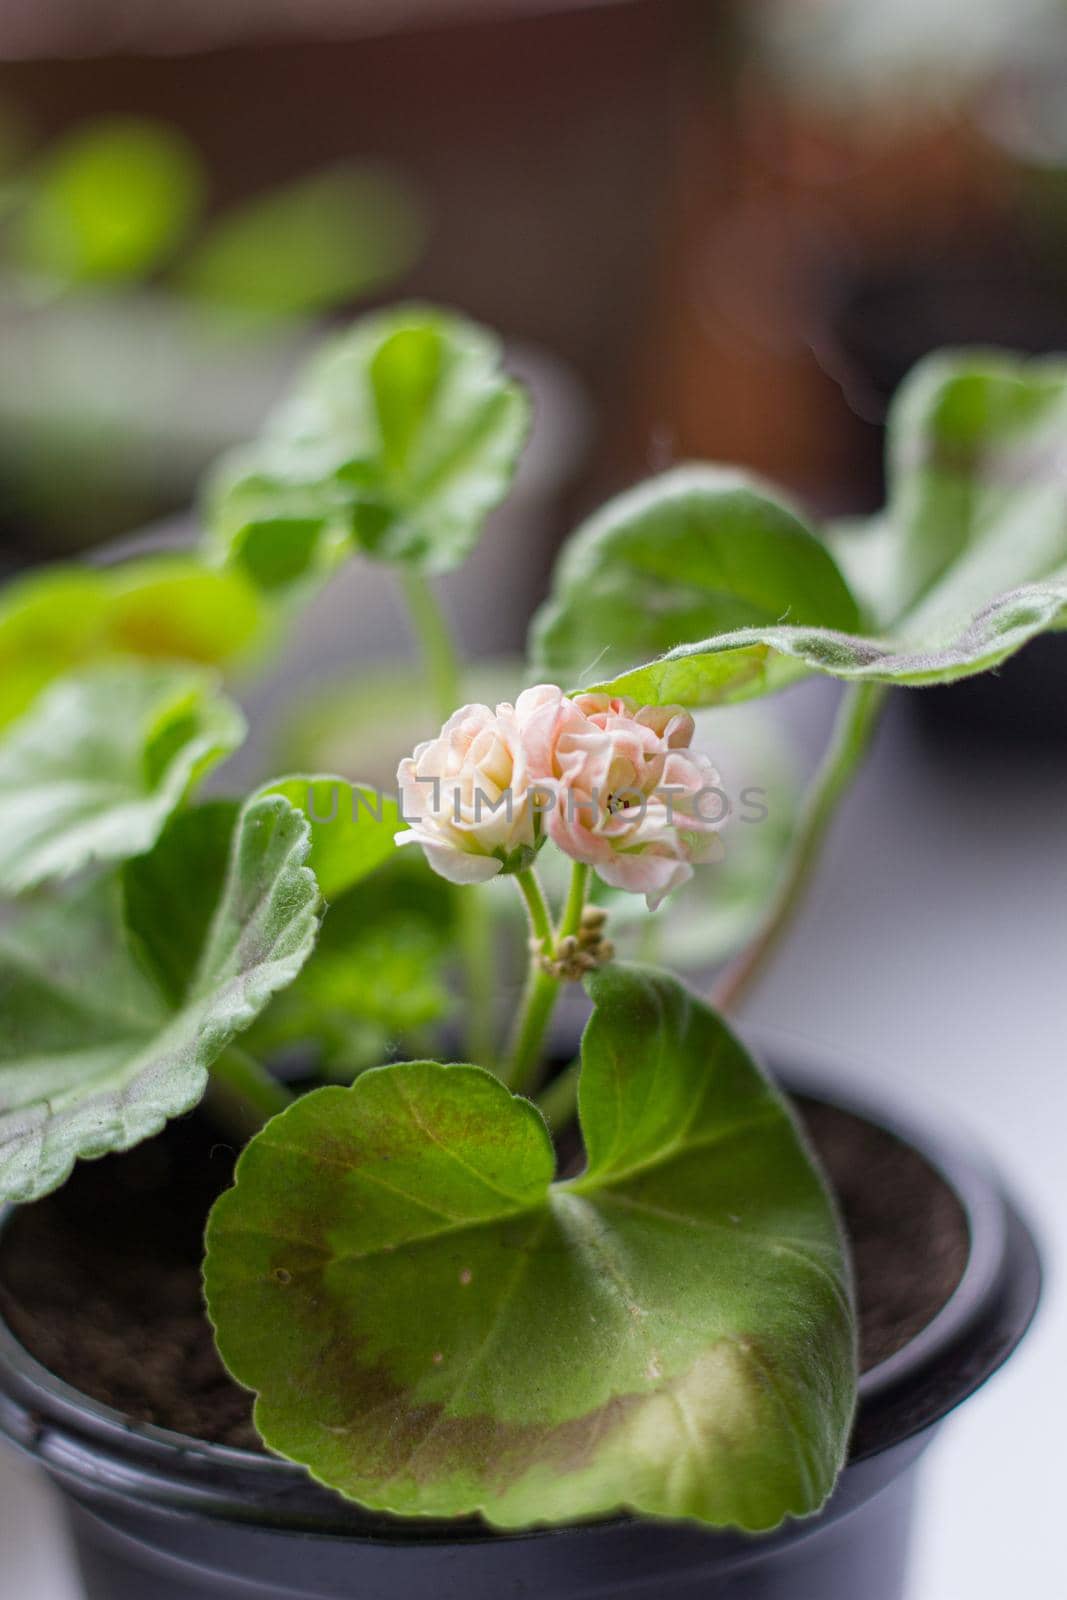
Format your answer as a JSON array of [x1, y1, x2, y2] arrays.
[[559, 860, 591, 943], [712, 681, 888, 1015], [504, 965, 560, 1097], [512, 865, 555, 951], [400, 569, 497, 1064], [504, 862, 589, 1097]]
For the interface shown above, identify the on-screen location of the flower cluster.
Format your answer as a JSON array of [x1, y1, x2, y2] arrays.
[[396, 685, 724, 909]]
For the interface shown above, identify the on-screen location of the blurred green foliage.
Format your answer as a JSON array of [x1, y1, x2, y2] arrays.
[[181, 166, 424, 321], [11, 118, 204, 286], [0, 106, 426, 554]]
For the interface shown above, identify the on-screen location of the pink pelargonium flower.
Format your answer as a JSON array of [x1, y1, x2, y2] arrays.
[[395, 687, 560, 885], [539, 689, 726, 910]]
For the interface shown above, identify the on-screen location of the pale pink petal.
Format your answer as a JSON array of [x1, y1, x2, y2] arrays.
[[596, 848, 694, 910], [420, 840, 503, 885]]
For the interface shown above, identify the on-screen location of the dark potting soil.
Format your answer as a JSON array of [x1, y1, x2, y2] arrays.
[[0, 1095, 969, 1454]]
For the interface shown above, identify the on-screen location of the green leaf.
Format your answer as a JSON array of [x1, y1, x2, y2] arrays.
[[103, 558, 265, 667], [0, 795, 320, 1204], [581, 582, 1067, 705], [253, 775, 399, 901], [0, 569, 110, 733], [242, 778, 426, 1076], [122, 799, 240, 1008], [204, 305, 531, 587], [0, 557, 264, 733], [243, 854, 455, 1079], [530, 466, 860, 688], [574, 354, 1067, 707], [180, 165, 424, 320], [0, 662, 245, 895], [205, 964, 855, 1530], [878, 350, 1067, 629], [12, 117, 203, 285]]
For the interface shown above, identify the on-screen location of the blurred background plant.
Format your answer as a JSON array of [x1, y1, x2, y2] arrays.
[[0, 0, 1063, 1144], [0, 6, 1066, 1592], [0, 109, 425, 560], [1, 0, 1064, 1082]]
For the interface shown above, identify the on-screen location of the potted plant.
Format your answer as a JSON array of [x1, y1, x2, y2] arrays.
[[0, 307, 1053, 1599]]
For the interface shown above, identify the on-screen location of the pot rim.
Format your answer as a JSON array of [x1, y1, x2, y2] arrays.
[[762, 1044, 1012, 1407], [0, 1051, 1042, 1543]]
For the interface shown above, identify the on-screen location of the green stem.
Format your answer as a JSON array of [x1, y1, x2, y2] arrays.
[[504, 965, 560, 1097], [711, 682, 888, 1016], [502, 868, 556, 1093], [558, 860, 591, 943], [504, 862, 590, 1097], [205, 1047, 294, 1141], [513, 865, 554, 950], [400, 568, 497, 1065], [401, 569, 462, 718]]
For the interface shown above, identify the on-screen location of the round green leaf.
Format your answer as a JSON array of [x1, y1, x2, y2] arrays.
[[572, 354, 1067, 707], [0, 661, 245, 894], [530, 466, 860, 689], [0, 569, 111, 733], [0, 795, 320, 1204], [205, 964, 855, 1531], [180, 165, 424, 319], [13, 117, 203, 285], [104, 557, 264, 667], [253, 775, 399, 901], [0, 557, 264, 734], [204, 305, 531, 586], [585, 575, 1067, 707], [884, 351, 1067, 628]]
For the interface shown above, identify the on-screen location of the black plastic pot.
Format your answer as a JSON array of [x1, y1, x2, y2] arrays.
[[0, 1060, 1041, 1600]]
